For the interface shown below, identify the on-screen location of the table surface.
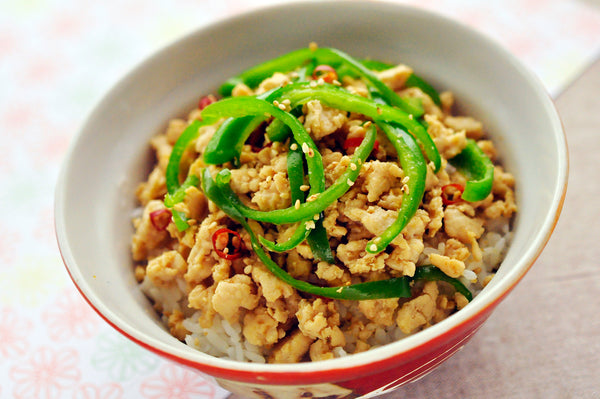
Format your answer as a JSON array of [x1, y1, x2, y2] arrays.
[[0, 1, 599, 398]]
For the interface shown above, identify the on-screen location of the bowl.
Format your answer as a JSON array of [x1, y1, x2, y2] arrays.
[[54, 1, 568, 397]]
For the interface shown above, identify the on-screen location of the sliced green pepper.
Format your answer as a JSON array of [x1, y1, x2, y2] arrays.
[[449, 139, 494, 202], [365, 121, 427, 254], [414, 265, 473, 301]]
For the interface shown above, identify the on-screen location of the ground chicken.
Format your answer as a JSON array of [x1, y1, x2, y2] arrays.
[[296, 299, 345, 347], [396, 281, 439, 334], [242, 307, 282, 347], [146, 250, 187, 287], [131, 200, 172, 261], [376, 64, 413, 90], [212, 274, 260, 323], [268, 330, 313, 363], [361, 160, 404, 202], [303, 99, 348, 139], [444, 206, 485, 244], [358, 298, 398, 326]]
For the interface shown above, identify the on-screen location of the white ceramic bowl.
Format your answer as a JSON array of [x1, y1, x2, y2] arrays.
[[55, 1, 567, 397]]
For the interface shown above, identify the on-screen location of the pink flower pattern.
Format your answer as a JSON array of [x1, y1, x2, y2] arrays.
[[10, 347, 81, 399], [0, 307, 32, 360], [72, 383, 124, 399], [42, 289, 101, 341], [140, 364, 217, 399]]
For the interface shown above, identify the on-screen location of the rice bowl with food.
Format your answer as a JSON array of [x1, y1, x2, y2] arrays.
[[130, 44, 517, 364]]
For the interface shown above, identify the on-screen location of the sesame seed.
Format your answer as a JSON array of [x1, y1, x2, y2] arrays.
[[290, 143, 298, 151], [309, 41, 318, 51], [309, 80, 317, 88], [369, 244, 378, 252], [307, 194, 319, 202], [363, 121, 372, 128], [273, 100, 280, 107], [376, 107, 382, 115], [350, 163, 357, 171], [305, 221, 316, 230], [332, 79, 342, 86], [347, 178, 354, 186], [282, 99, 291, 106], [402, 184, 410, 194], [409, 114, 414, 120], [302, 142, 310, 153], [294, 199, 301, 209], [313, 214, 320, 220], [278, 103, 287, 110], [336, 287, 343, 293], [317, 78, 325, 85], [402, 176, 410, 184], [307, 148, 315, 157], [374, 237, 381, 243], [300, 184, 310, 191]]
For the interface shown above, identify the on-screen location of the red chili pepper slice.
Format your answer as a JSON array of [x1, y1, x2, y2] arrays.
[[312, 64, 338, 83], [441, 183, 465, 205], [343, 136, 379, 152], [198, 94, 217, 110], [149, 209, 172, 231], [212, 228, 244, 260]]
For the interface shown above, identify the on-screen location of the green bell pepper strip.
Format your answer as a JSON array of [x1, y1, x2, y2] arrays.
[[202, 167, 413, 300], [202, 89, 279, 166], [366, 121, 427, 254], [258, 137, 335, 263], [218, 48, 337, 97], [270, 82, 440, 171], [405, 74, 442, 107], [164, 119, 216, 231], [258, 139, 313, 252], [448, 139, 494, 202], [219, 47, 422, 117], [203, 115, 265, 165], [216, 120, 376, 224], [414, 265, 473, 301], [201, 96, 325, 193]]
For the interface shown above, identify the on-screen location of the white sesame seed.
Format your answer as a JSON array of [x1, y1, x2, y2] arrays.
[[294, 199, 301, 210], [313, 214, 320, 220], [402, 176, 410, 184], [282, 99, 291, 106], [305, 221, 316, 230], [317, 78, 325, 85], [273, 100, 280, 107], [309, 80, 317, 88], [350, 163, 357, 171], [302, 142, 310, 154], [369, 244, 378, 252], [300, 184, 310, 192], [307, 194, 319, 202], [409, 114, 414, 120], [363, 121, 372, 128], [402, 184, 410, 194], [332, 79, 342, 86], [347, 178, 354, 186], [278, 103, 287, 110], [290, 143, 298, 151]]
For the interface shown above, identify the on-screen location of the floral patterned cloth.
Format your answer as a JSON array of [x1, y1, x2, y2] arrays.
[[0, 0, 598, 398]]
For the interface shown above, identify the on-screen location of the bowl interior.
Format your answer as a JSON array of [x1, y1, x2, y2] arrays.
[[55, 0, 566, 376]]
